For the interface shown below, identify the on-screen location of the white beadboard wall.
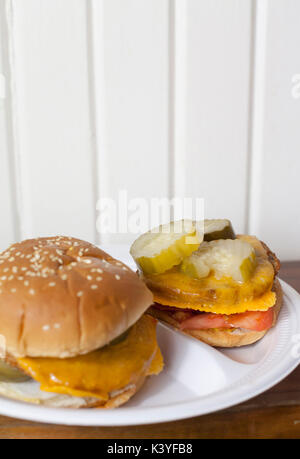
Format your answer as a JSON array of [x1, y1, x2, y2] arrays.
[[182, 0, 252, 232], [0, 0, 18, 248], [0, 0, 299, 260]]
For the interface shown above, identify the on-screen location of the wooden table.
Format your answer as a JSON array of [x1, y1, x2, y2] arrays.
[[0, 262, 299, 439]]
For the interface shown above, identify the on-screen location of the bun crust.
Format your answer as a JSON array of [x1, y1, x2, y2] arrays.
[[150, 279, 283, 348], [0, 237, 153, 358]]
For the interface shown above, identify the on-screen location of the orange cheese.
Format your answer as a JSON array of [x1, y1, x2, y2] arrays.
[[145, 235, 276, 313], [17, 315, 163, 401], [154, 289, 276, 314]]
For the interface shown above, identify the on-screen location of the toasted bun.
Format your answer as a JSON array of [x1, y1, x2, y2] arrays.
[[0, 237, 153, 358], [149, 279, 283, 348]]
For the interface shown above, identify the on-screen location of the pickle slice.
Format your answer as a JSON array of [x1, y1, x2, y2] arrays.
[[109, 328, 131, 346], [180, 239, 256, 283], [0, 360, 30, 382], [130, 220, 203, 275], [204, 219, 236, 242]]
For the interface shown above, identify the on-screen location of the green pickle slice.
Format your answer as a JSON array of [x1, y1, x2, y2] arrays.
[[0, 360, 30, 382], [204, 219, 236, 242], [180, 239, 257, 283], [130, 220, 203, 275]]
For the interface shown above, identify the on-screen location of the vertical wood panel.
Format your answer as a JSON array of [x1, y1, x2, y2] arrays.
[[0, 0, 17, 251], [92, 0, 170, 244], [249, 0, 300, 261], [178, 0, 253, 233], [0, 97, 15, 251], [9, 0, 96, 242]]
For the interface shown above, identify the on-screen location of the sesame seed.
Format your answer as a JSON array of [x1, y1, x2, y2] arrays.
[[11, 288, 17, 293], [87, 275, 92, 281], [77, 291, 83, 297], [3, 268, 9, 273], [12, 267, 18, 273], [42, 325, 50, 331], [18, 276, 24, 281], [96, 277, 102, 282], [115, 275, 121, 280], [49, 282, 56, 287], [24, 281, 29, 287], [91, 285, 98, 290], [54, 323, 61, 329], [1, 276, 7, 281], [29, 289, 35, 295], [83, 259, 92, 265], [61, 274, 67, 281], [97, 269, 103, 274]]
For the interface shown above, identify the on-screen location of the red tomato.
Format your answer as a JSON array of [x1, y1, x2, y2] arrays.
[[180, 313, 232, 330], [180, 308, 274, 332], [228, 308, 274, 331]]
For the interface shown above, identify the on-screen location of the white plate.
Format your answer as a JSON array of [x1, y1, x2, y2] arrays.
[[0, 245, 299, 426]]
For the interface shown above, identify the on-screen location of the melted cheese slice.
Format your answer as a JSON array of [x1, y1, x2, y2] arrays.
[[17, 315, 163, 401], [154, 289, 276, 314], [146, 235, 276, 313]]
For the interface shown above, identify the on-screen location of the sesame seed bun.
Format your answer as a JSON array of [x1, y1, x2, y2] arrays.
[[149, 279, 283, 348], [0, 237, 153, 358]]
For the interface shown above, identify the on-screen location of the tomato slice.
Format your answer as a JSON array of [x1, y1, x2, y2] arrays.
[[228, 308, 274, 332], [180, 308, 274, 332], [180, 313, 232, 330]]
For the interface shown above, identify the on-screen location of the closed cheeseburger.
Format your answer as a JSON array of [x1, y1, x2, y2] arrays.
[[0, 237, 163, 408]]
